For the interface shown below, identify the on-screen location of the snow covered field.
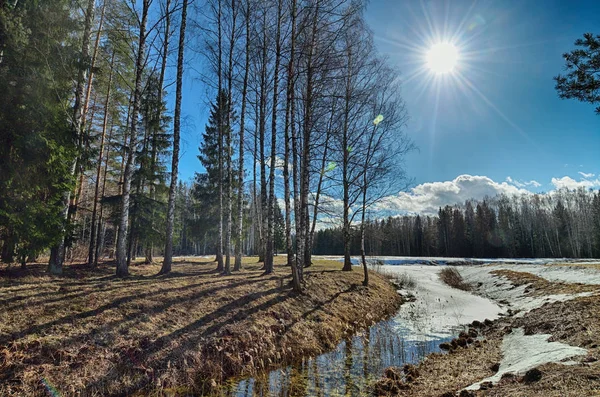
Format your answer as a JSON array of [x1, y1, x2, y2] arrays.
[[315, 255, 600, 267]]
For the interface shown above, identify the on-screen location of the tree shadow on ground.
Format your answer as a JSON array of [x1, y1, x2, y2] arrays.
[[82, 274, 358, 396], [81, 285, 292, 395], [0, 266, 267, 345], [0, 261, 221, 304]]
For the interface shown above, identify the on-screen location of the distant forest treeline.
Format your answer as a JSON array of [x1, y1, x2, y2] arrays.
[[313, 188, 600, 259]]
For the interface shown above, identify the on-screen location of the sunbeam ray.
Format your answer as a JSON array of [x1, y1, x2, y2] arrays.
[[453, 71, 542, 151]]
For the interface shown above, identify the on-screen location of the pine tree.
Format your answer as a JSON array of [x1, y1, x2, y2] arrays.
[[555, 33, 600, 114]]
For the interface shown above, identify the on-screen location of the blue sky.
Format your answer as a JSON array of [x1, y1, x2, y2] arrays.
[[176, 0, 600, 214], [364, 0, 600, 192]]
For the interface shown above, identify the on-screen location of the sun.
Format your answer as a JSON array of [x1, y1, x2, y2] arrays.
[[426, 42, 459, 74]]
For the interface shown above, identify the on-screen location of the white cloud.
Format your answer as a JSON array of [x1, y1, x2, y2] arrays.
[[314, 193, 345, 215], [255, 156, 289, 171], [506, 177, 541, 188], [551, 176, 600, 190], [376, 174, 532, 215], [314, 215, 342, 231], [578, 172, 595, 179], [530, 180, 542, 188]]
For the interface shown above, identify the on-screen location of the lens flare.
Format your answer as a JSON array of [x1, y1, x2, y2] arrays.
[[41, 378, 61, 397]]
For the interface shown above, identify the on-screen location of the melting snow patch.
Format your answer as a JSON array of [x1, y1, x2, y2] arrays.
[[458, 266, 595, 316], [482, 264, 600, 286], [381, 265, 502, 341], [514, 292, 595, 317], [466, 328, 587, 390]]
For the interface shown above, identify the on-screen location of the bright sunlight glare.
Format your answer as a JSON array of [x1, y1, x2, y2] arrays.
[[426, 42, 459, 74]]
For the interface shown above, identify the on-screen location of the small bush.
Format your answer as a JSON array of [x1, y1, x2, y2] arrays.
[[370, 260, 395, 279], [369, 261, 416, 290], [439, 266, 471, 291], [396, 272, 416, 289]]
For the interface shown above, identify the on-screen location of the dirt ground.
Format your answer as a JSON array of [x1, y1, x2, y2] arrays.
[[0, 256, 401, 396], [373, 267, 600, 397]]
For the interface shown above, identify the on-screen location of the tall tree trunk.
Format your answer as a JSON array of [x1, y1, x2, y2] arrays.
[[264, 0, 283, 275], [161, 0, 188, 274], [93, 124, 114, 266], [253, 94, 260, 258], [73, 0, 105, 232], [341, 43, 353, 272], [290, 66, 300, 282], [360, 212, 368, 285], [69, 0, 102, 228], [305, 106, 332, 268], [297, 0, 320, 281], [258, 7, 268, 264], [81, 0, 106, 140], [284, 0, 299, 291], [224, 0, 237, 275], [49, 0, 95, 275], [113, 94, 132, 259], [116, 0, 149, 277], [216, 0, 224, 271], [88, 50, 114, 266], [1, 233, 15, 264], [234, 0, 250, 272], [145, 0, 171, 265], [360, 126, 377, 286]]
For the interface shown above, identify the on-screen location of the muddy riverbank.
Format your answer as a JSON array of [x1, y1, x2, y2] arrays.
[[371, 262, 600, 396]]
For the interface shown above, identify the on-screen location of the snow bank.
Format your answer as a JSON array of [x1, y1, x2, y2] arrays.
[[465, 328, 587, 390], [316, 255, 600, 267], [458, 266, 595, 316], [380, 265, 503, 341], [476, 264, 600, 285]]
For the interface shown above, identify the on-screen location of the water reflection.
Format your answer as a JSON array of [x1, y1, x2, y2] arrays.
[[220, 319, 451, 397]]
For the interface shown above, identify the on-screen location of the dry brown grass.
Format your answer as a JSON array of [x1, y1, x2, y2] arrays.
[[439, 267, 471, 291], [0, 256, 401, 396], [374, 335, 504, 396]]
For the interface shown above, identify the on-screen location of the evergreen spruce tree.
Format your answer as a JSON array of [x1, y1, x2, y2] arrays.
[[195, 90, 235, 260], [0, 0, 78, 266], [129, 75, 171, 263]]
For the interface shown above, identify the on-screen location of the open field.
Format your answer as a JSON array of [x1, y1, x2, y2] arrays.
[[0, 257, 401, 396]]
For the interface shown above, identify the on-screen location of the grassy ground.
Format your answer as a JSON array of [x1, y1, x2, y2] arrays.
[[373, 267, 600, 397], [0, 256, 402, 396]]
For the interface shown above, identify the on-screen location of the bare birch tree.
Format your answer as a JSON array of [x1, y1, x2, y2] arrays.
[[161, 0, 188, 274], [116, 0, 150, 277], [234, 0, 251, 271]]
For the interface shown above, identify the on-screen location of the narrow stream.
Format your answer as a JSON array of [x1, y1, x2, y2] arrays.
[[220, 318, 453, 396], [217, 259, 493, 396]]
